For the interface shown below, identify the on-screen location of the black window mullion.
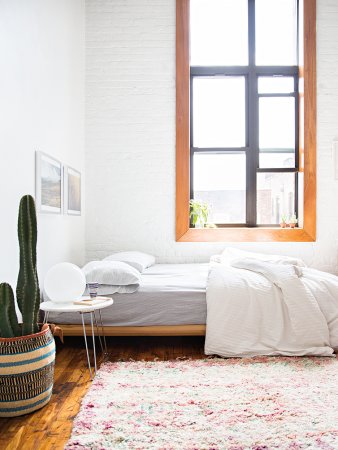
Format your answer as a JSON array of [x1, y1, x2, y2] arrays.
[[293, 43, 300, 219], [190, 66, 249, 76], [255, 66, 298, 76], [246, 0, 257, 227], [190, 149, 194, 201], [191, 67, 298, 77], [258, 93, 296, 98], [294, 74, 300, 170], [192, 147, 249, 153], [256, 168, 298, 173], [190, 74, 194, 201], [294, 172, 299, 219], [259, 149, 295, 154]]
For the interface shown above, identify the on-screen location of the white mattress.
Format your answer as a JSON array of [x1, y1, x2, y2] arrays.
[[47, 264, 209, 326]]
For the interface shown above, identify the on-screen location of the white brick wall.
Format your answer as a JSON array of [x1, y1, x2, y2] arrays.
[[85, 0, 338, 273]]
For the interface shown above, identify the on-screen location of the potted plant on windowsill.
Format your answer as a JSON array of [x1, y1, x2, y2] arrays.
[[189, 200, 210, 228], [280, 214, 288, 228], [0, 195, 55, 417], [289, 213, 298, 228]]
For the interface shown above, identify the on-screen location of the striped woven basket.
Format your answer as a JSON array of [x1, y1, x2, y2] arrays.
[[0, 324, 55, 417]]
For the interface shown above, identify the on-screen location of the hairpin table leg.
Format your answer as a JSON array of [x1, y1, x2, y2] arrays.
[[93, 311, 104, 354], [43, 311, 50, 325], [81, 312, 93, 380], [90, 312, 97, 375], [99, 309, 108, 357]]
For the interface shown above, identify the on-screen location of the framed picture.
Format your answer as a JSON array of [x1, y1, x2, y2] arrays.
[[64, 166, 81, 215], [35, 151, 63, 214]]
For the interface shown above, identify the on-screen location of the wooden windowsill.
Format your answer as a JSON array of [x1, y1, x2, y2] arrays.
[[177, 227, 315, 242]]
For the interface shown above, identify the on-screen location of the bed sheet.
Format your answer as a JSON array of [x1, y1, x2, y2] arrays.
[[47, 263, 209, 326]]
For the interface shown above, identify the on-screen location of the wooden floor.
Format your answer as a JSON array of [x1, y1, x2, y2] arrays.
[[0, 335, 205, 450]]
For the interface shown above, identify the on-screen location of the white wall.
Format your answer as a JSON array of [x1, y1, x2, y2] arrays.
[[0, 0, 85, 288], [85, 0, 338, 273]]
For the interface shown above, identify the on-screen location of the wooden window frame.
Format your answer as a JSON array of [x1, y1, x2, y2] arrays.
[[176, 0, 316, 242]]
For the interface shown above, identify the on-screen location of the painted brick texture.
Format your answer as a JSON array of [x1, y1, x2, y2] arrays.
[[86, 0, 338, 273]]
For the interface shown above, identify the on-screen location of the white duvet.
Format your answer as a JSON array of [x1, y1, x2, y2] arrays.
[[205, 253, 338, 357]]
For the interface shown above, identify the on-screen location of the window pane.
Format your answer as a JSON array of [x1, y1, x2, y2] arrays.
[[190, 0, 248, 66], [193, 153, 246, 224], [193, 77, 246, 148], [259, 97, 295, 155], [256, 0, 297, 66], [258, 77, 294, 94], [257, 173, 295, 225], [259, 152, 295, 169]]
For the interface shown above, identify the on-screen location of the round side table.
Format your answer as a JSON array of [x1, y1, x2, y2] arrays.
[[40, 299, 114, 379]]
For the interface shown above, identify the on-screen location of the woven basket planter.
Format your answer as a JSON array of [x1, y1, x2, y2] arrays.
[[0, 324, 55, 417]]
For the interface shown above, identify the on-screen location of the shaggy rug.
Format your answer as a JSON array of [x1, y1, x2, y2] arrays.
[[65, 358, 338, 449]]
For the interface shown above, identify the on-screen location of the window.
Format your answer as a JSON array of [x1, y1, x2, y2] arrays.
[[191, 0, 298, 227], [176, 0, 316, 242]]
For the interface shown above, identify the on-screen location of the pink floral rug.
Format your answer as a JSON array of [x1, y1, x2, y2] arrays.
[[66, 357, 338, 449]]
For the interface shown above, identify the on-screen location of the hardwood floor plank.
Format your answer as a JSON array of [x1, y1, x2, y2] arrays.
[[0, 336, 205, 449]]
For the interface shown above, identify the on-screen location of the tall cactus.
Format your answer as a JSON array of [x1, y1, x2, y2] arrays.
[[0, 283, 20, 338], [16, 195, 40, 335]]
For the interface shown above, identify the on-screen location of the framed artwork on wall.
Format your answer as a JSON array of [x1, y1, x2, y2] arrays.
[[64, 166, 81, 215], [35, 151, 63, 214]]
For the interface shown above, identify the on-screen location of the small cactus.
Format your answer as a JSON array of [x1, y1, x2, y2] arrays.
[[0, 283, 20, 338], [280, 214, 288, 224], [16, 195, 40, 335], [289, 213, 298, 224]]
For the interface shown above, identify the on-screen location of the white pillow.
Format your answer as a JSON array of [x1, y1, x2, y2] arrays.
[[218, 248, 306, 267], [103, 251, 155, 273], [84, 284, 139, 296], [82, 261, 141, 286]]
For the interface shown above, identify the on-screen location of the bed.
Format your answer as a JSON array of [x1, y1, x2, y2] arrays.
[[47, 263, 209, 336], [47, 249, 338, 356]]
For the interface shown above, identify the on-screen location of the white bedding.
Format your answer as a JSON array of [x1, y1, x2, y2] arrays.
[[82, 260, 141, 294], [205, 257, 338, 357], [47, 264, 208, 327]]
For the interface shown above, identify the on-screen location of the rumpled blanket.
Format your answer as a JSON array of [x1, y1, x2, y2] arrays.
[[205, 257, 337, 357]]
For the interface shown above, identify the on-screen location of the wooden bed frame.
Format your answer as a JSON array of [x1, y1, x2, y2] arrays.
[[60, 324, 206, 337]]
